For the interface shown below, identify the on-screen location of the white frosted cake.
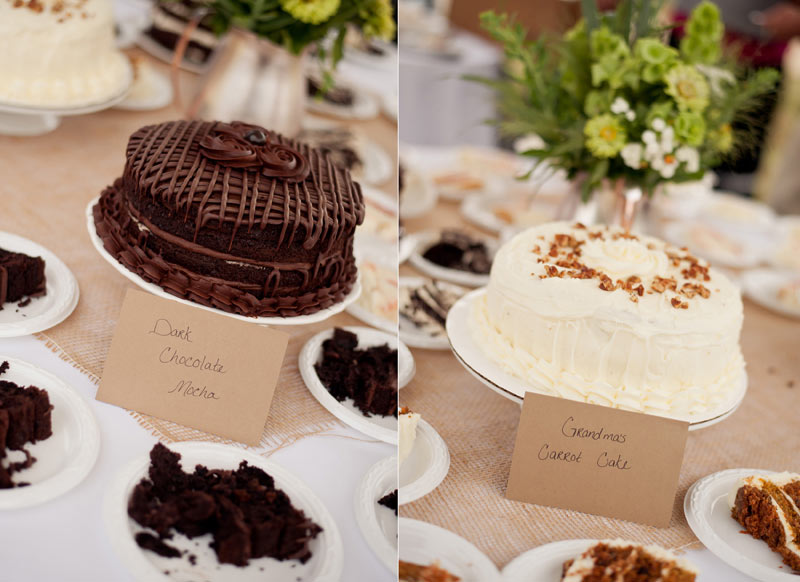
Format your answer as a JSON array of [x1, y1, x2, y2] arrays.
[[0, 0, 130, 107], [473, 221, 745, 419]]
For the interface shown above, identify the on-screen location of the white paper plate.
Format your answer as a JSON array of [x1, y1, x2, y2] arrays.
[[741, 269, 800, 319], [354, 455, 398, 573], [502, 539, 597, 581], [299, 326, 400, 444], [103, 442, 343, 582], [460, 192, 562, 235], [399, 277, 467, 351], [0, 231, 79, 337], [446, 288, 748, 430], [0, 357, 99, 509], [399, 419, 449, 505], [115, 64, 173, 111], [307, 87, 380, 120], [685, 468, 799, 582], [399, 518, 501, 582], [361, 185, 399, 217], [662, 220, 773, 269], [407, 231, 494, 288], [399, 235, 415, 264], [400, 169, 438, 220], [86, 198, 360, 325], [697, 192, 776, 229], [344, 41, 397, 72], [348, 235, 398, 335], [769, 216, 800, 272]]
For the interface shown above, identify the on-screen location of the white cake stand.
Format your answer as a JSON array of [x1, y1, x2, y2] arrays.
[[0, 63, 133, 136]]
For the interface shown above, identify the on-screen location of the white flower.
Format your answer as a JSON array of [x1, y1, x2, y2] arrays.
[[696, 64, 736, 97], [611, 97, 630, 115], [625, 110, 636, 122], [676, 146, 700, 173], [652, 118, 666, 132], [645, 141, 662, 160], [514, 134, 546, 153], [621, 143, 643, 168], [642, 130, 657, 145], [652, 153, 679, 179]]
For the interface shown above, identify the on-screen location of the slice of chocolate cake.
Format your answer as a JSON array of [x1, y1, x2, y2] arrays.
[[314, 328, 398, 418], [128, 443, 323, 567], [0, 361, 54, 488], [0, 247, 46, 307], [731, 472, 800, 572], [378, 489, 397, 515]]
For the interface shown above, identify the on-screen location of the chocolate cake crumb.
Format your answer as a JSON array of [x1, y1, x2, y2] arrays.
[[378, 489, 397, 515], [128, 443, 322, 567], [314, 328, 397, 418], [135, 532, 181, 558]]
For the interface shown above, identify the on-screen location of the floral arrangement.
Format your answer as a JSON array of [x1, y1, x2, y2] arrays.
[[477, 1, 780, 200], [205, 0, 394, 66]]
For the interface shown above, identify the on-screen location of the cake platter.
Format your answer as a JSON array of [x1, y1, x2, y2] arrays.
[[399, 518, 501, 582], [446, 288, 748, 431], [103, 441, 344, 582], [298, 326, 404, 444], [354, 455, 398, 574], [501, 539, 597, 582], [685, 468, 796, 582], [0, 231, 79, 337], [0, 60, 133, 137], [0, 357, 100, 510], [85, 198, 361, 326], [399, 418, 450, 505]]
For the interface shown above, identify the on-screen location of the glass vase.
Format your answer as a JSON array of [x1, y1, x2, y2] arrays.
[[189, 29, 308, 138]]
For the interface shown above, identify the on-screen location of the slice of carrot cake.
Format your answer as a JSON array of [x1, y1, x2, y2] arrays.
[[731, 472, 800, 572], [561, 540, 696, 581]]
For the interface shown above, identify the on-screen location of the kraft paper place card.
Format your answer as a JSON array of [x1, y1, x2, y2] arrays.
[[97, 289, 289, 446], [506, 392, 689, 527]]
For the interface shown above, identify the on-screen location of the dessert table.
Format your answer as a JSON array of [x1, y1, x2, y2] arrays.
[[0, 53, 398, 582], [399, 197, 800, 581]]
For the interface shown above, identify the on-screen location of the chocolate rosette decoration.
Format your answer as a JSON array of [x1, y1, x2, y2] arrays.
[[199, 122, 310, 182]]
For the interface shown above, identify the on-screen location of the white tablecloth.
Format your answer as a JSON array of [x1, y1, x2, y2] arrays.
[[0, 335, 394, 582]]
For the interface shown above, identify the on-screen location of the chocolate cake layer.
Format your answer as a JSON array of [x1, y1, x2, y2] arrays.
[[94, 120, 364, 317], [0, 248, 46, 306]]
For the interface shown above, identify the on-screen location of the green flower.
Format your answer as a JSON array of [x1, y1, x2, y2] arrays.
[[280, 0, 340, 24], [665, 64, 710, 111], [645, 101, 674, 126], [359, 0, 395, 40], [680, 35, 721, 65], [584, 114, 627, 158], [635, 38, 678, 65], [686, 1, 724, 40], [674, 110, 707, 146], [591, 27, 629, 61], [584, 90, 612, 116], [709, 123, 734, 152]]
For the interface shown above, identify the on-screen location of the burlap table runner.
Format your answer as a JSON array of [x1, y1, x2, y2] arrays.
[[400, 200, 800, 566], [0, 54, 397, 449]]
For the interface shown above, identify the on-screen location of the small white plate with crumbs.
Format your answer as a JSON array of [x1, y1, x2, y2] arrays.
[[299, 326, 402, 444], [399, 277, 468, 351], [502, 539, 596, 581], [0, 357, 99, 509], [0, 231, 79, 337], [354, 455, 397, 574], [104, 442, 343, 582], [408, 230, 495, 288], [685, 468, 799, 582], [399, 518, 501, 582], [398, 416, 449, 505], [741, 269, 800, 319]]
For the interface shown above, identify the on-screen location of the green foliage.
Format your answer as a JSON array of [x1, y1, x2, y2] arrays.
[[476, 0, 779, 198], [207, 0, 394, 70]]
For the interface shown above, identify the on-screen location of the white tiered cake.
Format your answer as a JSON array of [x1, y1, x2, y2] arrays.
[[473, 221, 745, 419], [0, 0, 129, 107]]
